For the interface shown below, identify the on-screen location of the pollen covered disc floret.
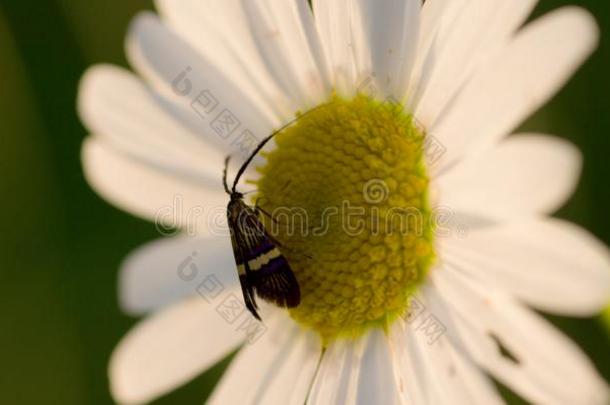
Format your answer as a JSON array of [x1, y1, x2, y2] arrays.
[[256, 95, 435, 342]]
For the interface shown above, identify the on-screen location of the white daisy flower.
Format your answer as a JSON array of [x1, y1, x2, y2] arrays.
[[78, 0, 610, 404]]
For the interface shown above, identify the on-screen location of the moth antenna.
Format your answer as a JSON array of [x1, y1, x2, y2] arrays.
[[231, 104, 328, 193], [223, 155, 232, 194], [280, 179, 292, 193]]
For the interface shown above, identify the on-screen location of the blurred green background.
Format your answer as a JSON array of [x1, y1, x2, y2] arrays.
[[0, 0, 608, 404]]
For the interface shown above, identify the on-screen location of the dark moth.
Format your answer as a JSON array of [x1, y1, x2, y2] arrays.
[[222, 121, 302, 320]]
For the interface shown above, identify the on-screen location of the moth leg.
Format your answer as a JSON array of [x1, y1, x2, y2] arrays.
[[265, 232, 313, 260], [278, 179, 292, 193], [281, 246, 313, 260], [254, 199, 313, 259], [255, 200, 310, 237], [256, 200, 322, 235], [255, 202, 280, 225], [255, 204, 272, 219]]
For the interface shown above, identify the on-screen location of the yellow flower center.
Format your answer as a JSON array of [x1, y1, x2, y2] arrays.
[[256, 95, 435, 342]]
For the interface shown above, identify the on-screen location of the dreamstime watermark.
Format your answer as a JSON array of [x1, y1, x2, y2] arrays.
[[177, 252, 267, 345], [403, 294, 447, 345], [171, 66, 447, 165], [176, 251, 446, 346], [355, 73, 448, 165], [363, 178, 390, 203], [171, 66, 261, 158], [164, 66, 453, 343], [154, 179, 469, 240]]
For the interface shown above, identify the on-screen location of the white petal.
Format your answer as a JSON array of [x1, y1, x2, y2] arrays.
[[407, 321, 503, 405], [308, 330, 402, 405], [154, 0, 296, 120], [407, 0, 463, 105], [312, 0, 359, 96], [240, 0, 332, 108], [428, 7, 599, 172], [126, 12, 278, 143], [439, 218, 610, 316], [119, 235, 237, 315], [110, 296, 245, 404], [209, 313, 322, 405], [417, 285, 510, 405], [413, 0, 538, 124], [78, 65, 224, 180], [82, 138, 227, 234], [388, 289, 504, 405], [433, 268, 610, 404], [436, 134, 582, 220], [351, 0, 421, 100], [387, 321, 427, 404], [307, 338, 365, 404], [356, 329, 402, 405]]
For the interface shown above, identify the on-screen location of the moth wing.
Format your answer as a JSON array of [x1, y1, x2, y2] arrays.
[[228, 206, 261, 319], [252, 254, 301, 308], [232, 203, 301, 310]]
